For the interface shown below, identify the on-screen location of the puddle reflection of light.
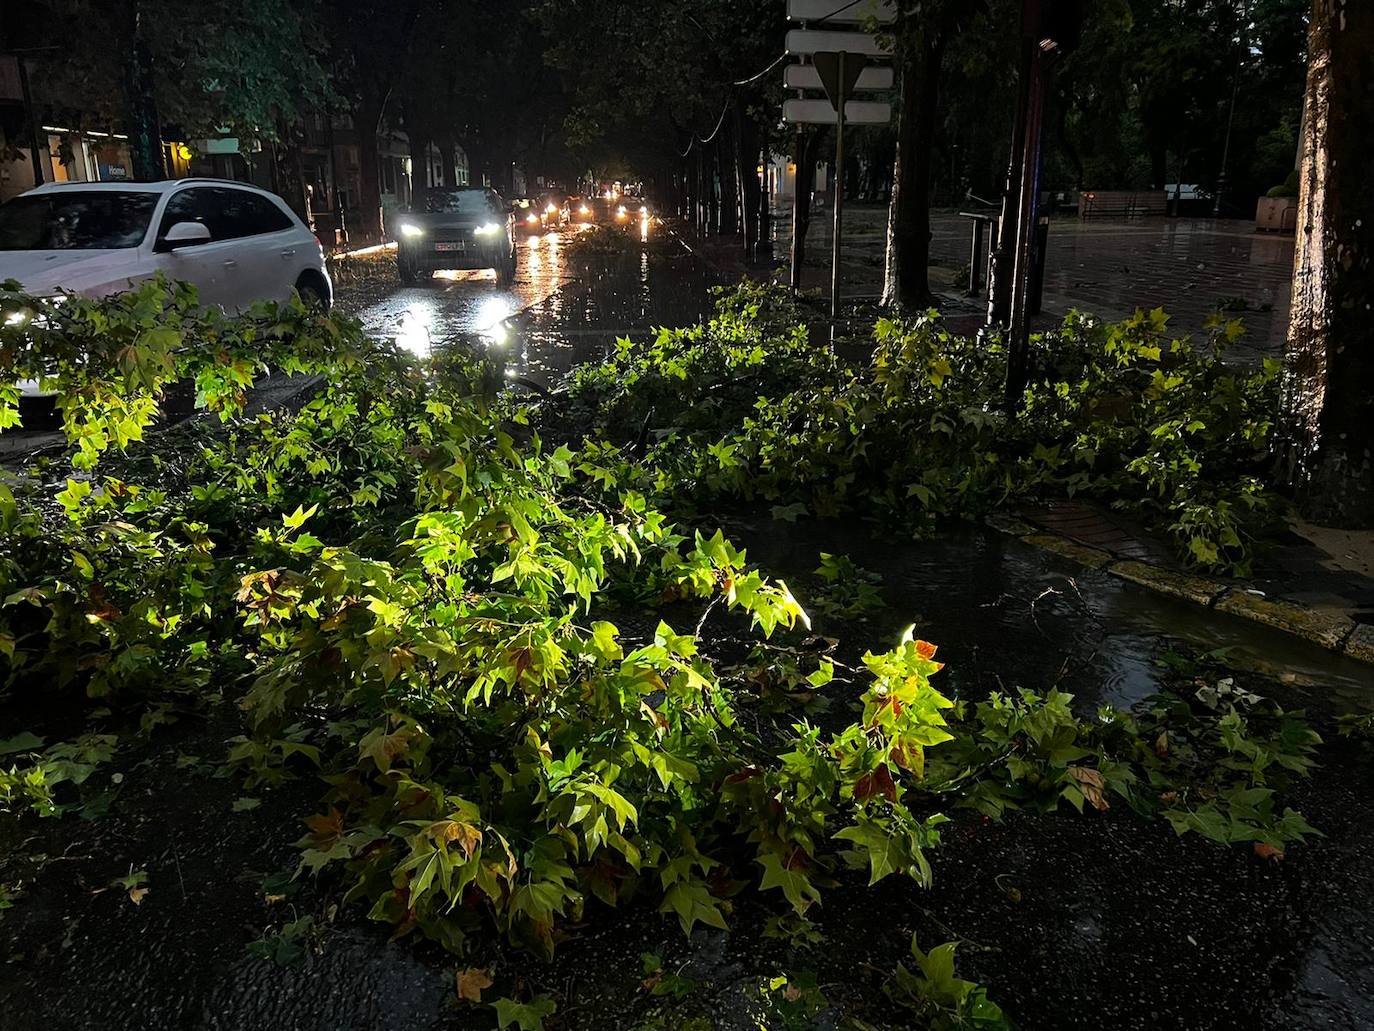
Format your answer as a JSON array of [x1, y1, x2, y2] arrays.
[[475, 294, 515, 345], [395, 303, 436, 356]]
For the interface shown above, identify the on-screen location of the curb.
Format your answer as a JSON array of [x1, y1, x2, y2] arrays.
[[987, 516, 1374, 667]]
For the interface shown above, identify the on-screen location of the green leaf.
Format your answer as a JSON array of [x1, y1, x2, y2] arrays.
[[493, 995, 557, 1031]]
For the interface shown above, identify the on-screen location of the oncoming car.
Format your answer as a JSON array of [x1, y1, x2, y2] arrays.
[[395, 187, 517, 286], [0, 179, 332, 310], [509, 197, 542, 235]]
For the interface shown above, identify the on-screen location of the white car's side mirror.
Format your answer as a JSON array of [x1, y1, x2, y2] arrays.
[[159, 221, 212, 251]]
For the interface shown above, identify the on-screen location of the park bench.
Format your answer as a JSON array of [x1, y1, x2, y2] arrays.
[[1079, 190, 1168, 219]]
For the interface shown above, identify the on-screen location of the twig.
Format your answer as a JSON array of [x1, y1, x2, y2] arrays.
[[694, 595, 722, 638], [172, 842, 188, 902], [1030, 585, 1061, 636]]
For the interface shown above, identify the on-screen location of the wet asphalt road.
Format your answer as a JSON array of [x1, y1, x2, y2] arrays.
[[336, 223, 725, 388]]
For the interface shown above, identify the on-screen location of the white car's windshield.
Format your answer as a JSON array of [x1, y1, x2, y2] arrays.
[[0, 191, 159, 250]]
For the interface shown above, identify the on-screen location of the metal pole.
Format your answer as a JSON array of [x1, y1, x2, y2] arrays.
[[16, 57, 44, 186], [967, 218, 986, 297], [830, 51, 847, 320], [790, 127, 805, 292]]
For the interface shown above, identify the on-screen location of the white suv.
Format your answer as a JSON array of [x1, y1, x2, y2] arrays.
[[0, 179, 332, 311]]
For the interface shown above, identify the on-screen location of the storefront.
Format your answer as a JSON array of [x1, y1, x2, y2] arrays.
[[41, 126, 134, 185]]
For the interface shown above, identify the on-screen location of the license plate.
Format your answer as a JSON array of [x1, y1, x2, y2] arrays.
[[433, 241, 465, 252]]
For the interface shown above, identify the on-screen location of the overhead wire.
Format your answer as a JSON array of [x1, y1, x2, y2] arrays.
[[677, 0, 882, 157]]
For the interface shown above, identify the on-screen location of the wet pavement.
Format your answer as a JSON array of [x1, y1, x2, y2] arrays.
[[337, 224, 725, 388], [774, 206, 1294, 365]]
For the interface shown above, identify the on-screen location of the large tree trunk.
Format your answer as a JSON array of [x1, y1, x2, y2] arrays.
[[124, 1, 164, 182], [882, 35, 946, 308], [355, 93, 385, 244], [792, 130, 820, 280], [1281, 0, 1374, 525]]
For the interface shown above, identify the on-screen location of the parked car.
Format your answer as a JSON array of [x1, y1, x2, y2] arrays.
[[396, 187, 516, 286], [0, 179, 332, 310]]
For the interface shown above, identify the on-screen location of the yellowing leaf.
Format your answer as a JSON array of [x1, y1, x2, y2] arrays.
[[456, 966, 493, 1003], [1067, 766, 1110, 812]]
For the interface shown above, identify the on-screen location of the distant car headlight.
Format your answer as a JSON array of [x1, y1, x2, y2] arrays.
[[639, 206, 648, 215], [545, 203, 558, 214], [475, 222, 502, 236], [525, 213, 538, 223], [399, 222, 424, 238], [616, 206, 627, 219], [579, 205, 590, 216]]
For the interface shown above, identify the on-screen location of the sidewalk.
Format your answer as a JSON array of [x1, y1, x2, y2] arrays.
[[1004, 499, 1374, 666], [681, 205, 1294, 365]]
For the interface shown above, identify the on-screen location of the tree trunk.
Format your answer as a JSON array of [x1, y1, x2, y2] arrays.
[[124, 1, 164, 182], [882, 35, 945, 308], [757, 138, 773, 258], [1280, 0, 1374, 525], [355, 93, 385, 243], [437, 139, 458, 187], [736, 105, 762, 261], [792, 129, 821, 283], [409, 132, 430, 191], [718, 126, 739, 237], [706, 139, 720, 234]]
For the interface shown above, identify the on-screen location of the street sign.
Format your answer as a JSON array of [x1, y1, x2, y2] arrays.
[[786, 0, 896, 22], [813, 51, 865, 111], [783, 64, 893, 92], [783, 98, 892, 125], [784, 29, 892, 57]]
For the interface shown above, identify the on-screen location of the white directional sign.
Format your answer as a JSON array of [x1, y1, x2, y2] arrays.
[[783, 98, 893, 125], [784, 29, 893, 57], [784, 64, 893, 92], [786, 0, 896, 22]]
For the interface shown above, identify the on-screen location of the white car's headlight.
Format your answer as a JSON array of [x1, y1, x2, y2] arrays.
[[474, 223, 502, 236], [399, 223, 424, 238]]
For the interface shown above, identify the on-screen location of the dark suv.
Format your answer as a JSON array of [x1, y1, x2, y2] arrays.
[[395, 187, 516, 286]]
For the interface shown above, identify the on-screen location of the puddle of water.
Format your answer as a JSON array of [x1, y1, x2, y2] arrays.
[[734, 518, 1373, 713]]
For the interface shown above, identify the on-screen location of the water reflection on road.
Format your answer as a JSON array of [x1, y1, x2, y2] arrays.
[[348, 222, 722, 386]]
